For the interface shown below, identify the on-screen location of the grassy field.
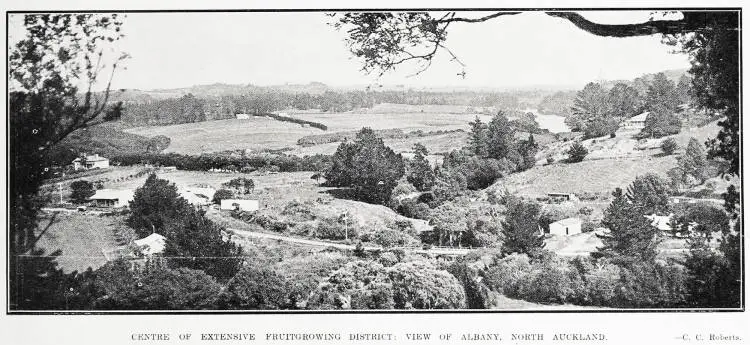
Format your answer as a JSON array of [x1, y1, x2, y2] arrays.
[[123, 117, 323, 155], [289, 130, 468, 159], [493, 154, 680, 198], [123, 112, 479, 155], [34, 213, 126, 273]]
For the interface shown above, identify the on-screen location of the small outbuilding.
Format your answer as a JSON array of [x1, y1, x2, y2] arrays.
[[236, 113, 250, 120], [220, 199, 259, 212], [549, 217, 582, 236], [547, 192, 579, 203]]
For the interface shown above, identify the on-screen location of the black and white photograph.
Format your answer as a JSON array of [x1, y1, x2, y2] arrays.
[[5, 5, 744, 318]]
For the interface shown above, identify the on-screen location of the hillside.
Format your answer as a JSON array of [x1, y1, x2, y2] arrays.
[[494, 120, 721, 198], [49, 123, 160, 165]]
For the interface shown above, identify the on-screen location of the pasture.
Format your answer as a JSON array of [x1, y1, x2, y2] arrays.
[[123, 112, 480, 155]]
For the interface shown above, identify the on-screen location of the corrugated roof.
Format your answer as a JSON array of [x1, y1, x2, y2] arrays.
[[89, 189, 134, 200]]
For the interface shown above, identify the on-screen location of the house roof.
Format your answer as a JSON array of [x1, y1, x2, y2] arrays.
[[627, 112, 650, 122], [134, 233, 166, 255], [551, 217, 582, 227], [89, 189, 134, 201], [72, 154, 109, 163]]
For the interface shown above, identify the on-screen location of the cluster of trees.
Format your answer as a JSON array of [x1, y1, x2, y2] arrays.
[[127, 174, 244, 280], [566, 73, 691, 138], [112, 152, 331, 173], [324, 128, 406, 204], [118, 89, 524, 125]]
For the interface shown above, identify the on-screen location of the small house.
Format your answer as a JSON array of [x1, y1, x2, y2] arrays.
[[620, 112, 649, 130], [220, 199, 259, 212], [72, 153, 110, 171], [89, 189, 134, 208], [133, 233, 166, 256], [236, 113, 250, 120], [549, 218, 582, 236], [547, 192, 578, 203]]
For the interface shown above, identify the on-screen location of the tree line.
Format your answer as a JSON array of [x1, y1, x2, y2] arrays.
[[117, 89, 525, 126]]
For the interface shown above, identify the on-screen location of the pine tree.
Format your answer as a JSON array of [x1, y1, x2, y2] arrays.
[[625, 174, 672, 215], [676, 138, 709, 186], [127, 174, 190, 237], [596, 187, 661, 264], [407, 143, 436, 192], [468, 115, 487, 157], [501, 198, 545, 255]]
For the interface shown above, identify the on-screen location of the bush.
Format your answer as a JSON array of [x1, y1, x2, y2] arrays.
[[372, 227, 418, 248], [661, 138, 678, 155], [483, 253, 533, 295], [566, 142, 588, 163], [220, 264, 291, 310], [315, 216, 358, 240], [512, 255, 583, 304], [213, 189, 234, 204], [70, 180, 95, 204]]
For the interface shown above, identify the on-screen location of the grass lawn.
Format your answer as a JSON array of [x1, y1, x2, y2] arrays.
[[34, 213, 127, 273]]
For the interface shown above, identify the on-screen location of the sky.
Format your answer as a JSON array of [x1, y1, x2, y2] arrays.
[[8, 11, 692, 91]]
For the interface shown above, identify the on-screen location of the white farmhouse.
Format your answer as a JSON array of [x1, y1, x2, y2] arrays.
[[549, 217, 582, 236], [221, 199, 259, 212], [72, 153, 110, 171], [236, 113, 250, 120]]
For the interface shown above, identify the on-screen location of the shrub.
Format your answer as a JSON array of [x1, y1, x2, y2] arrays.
[[512, 255, 583, 304], [315, 216, 358, 240], [566, 142, 588, 163], [387, 261, 467, 309], [661, 138, 679, 155], [70, 180, 95, 204], [372, 227, 418, 248], [483, 253, 533, 295], [213, 189, 234, 204], [220, 264, 291, 310]]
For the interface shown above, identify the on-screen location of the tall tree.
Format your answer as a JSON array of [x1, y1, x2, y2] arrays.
[[485, 112, 519, 163], [675, 138, 710, 187], [625, 173, 672, 216], [325, 128, 405, 204], [567, 82, 610, 136], [467, 115, 487, 156], [642, 73, 681, 137], [127, 174, 190, 237], [501, 198, 545, 255], [9, 14, 126, 309], [597, 188, 661, 264], [407, 143, 436, 192], [607, 82, 642, 118]]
